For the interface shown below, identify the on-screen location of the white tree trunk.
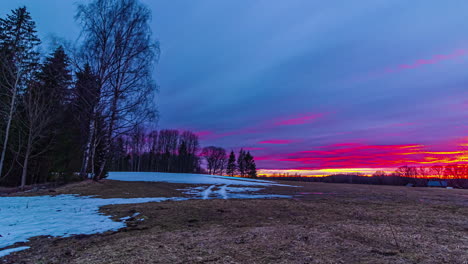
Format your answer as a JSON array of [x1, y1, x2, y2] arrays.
[[20, 134, 32, 189], [80, 117, 95, 179], [0, 75, 19, 179]]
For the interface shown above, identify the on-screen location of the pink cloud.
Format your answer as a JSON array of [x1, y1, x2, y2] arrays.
[[195, 112, 328, 140], [194, 130, 214, 138], [244, 147, 265, 151], [274, 113, 324, 126], [353, 48, 468, 82], [259, 139, 295, 144]]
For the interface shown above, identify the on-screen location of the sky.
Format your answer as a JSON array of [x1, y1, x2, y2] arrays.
[[4, 0, 468, 175]]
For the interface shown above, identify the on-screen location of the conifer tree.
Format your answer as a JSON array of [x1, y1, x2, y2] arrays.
[[244, 151, 257, 178], [237, 149, 246, 177], [73, 63, 100, 179], [177, 140, 188, 173], [19, 46, 71, 188], [226, 150, 236, 176]]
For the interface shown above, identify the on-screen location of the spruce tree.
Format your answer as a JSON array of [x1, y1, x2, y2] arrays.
[[245, 152, 257, 178], [226, 150, 236, 176], [177, 141, 188, 173], [38, 47, 75, 179], [37, 46, 72, 110], [19, 46, 72, 188], [73, 63, 100, 179], [237, 149, 246, 177]]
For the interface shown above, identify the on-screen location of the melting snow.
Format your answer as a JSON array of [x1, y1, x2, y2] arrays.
[[0, 246, 30, 258], [107, 171, 289, 186], [0, 172, 292, 257], [180, 184, 290, 200], [0, 195, 186, 255]]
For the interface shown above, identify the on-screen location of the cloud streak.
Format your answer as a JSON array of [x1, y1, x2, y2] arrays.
[[259, 140, 295, 144]]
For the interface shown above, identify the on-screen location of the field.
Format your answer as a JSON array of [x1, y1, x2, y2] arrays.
[[1, 178, 468, 264]]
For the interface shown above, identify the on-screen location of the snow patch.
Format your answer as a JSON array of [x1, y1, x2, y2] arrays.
[[120, 212, 141, 221], [218, 185, 228, 199], [202, 185, 215, 199], [0, 195, 186, 252], [180, 185, 291, 200], [0, 172, 293, 257], [0, 246, 30, 257], [108, 172, 290, 186]]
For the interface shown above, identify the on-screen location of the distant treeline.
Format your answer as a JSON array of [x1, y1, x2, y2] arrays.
[[108, 128, 258, 178], [261, 165, 468, 189]]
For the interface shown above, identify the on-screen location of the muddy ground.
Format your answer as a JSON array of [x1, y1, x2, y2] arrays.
[[1, 180, 468, 264]]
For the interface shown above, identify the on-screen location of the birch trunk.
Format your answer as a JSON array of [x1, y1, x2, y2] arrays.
[[0, 72, 19, 179], [20, 133, 32, 189], [80, 114, 95, 179]]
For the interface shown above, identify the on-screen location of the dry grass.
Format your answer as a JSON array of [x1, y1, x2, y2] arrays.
[[1, 181, 468, 264], [2, 179, 193, 198]]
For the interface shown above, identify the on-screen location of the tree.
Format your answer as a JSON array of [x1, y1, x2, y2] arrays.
[[177, 140, 188, 173], [395, 165, 417, 178], [373, 170, 386, 177], [73, 63, 100, 179], [395, 165, 418, 185], [147, 130, 158, 171], [237, 149, 246, 177], [76, 0, 159, 180], [129, 125, 145, 171], [18, 46, 71, 188], [202, 146, 227, 175], [430, 165, 444, 180], [158, 129, 179, 172], [226, 151, 236, 176], [179, 131, 200, 173], [0, 6, 40, 181], [244, 151, 257, 178]]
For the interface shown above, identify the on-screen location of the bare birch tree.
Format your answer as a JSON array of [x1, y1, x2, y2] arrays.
[[75, 0, 159, 179], [18, 82, 54, 188], [0, 7, 40, 180]]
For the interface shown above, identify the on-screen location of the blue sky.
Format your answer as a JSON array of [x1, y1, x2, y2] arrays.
[[4, 0, 468, 174]]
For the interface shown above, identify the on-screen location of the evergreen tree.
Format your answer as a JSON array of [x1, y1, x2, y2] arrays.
[[39, 47, 80, 180], [177, 140, 188, 173], [237, 149, 246, 177], [73, 63, 100, 179], [226, 150, 236, 176], [244, 151, 257, 178], [19, 46, 72, 188], [37, 46, 71, 110]]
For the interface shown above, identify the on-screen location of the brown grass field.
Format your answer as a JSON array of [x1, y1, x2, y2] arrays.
[[1, 180, 468, 264]]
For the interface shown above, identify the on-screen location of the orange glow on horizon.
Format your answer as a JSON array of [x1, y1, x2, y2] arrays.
[[257, 138, 468, 178]]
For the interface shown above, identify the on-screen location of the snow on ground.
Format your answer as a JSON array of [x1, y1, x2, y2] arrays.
[[180, 185, 290, 200], [0, 246, 30, 258], [0, 195, 187, 256], [0, 172, 292, 257], [107, 171, 289, 186]]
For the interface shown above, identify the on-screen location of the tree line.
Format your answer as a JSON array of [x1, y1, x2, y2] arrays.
[[108, 127, 258, 178], [0, 1, 258, 188], [109, 129, 201, 173], [202, 148, 257, 178], [262, 164, 468, 189]]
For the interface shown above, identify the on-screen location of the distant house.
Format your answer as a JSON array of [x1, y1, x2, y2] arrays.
[[427, 180, 448, 187]]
